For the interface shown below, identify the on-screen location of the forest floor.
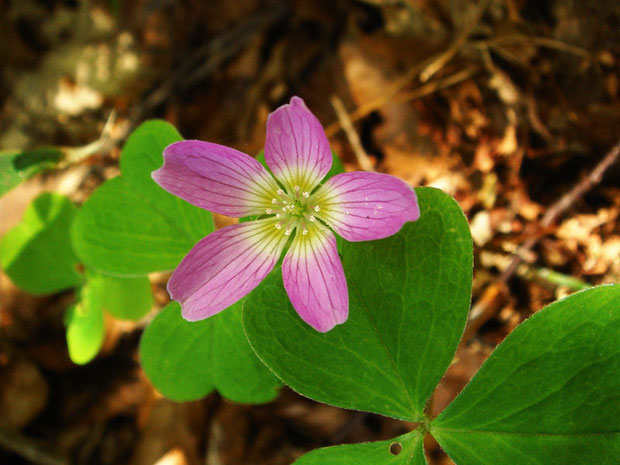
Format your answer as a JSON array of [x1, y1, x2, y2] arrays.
[[0, 1, 618, 464]]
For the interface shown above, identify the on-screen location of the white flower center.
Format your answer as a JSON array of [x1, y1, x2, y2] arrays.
[[266, 186, 320, 236]]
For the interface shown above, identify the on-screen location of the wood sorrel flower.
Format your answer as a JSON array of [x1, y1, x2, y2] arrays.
[[152, 97, 420, 332]]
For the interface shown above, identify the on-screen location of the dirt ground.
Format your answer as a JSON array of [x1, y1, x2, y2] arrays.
[[0, 1, 618, 464]]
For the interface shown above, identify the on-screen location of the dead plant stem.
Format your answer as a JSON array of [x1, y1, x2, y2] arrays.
[[330, 95, 375, 171]]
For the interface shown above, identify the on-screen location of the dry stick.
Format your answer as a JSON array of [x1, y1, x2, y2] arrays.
[[324, 67, 477, 138], [330, 95, 375, 172], [502, 138, 620, 281], [62, 110, 118, 164], [465, 138, 620, 341], [395, 66, 478, 105], [419, 0, 491, 82], [329, 71, 475, 171], [324, 0, 490, 140], [0, 427, 67, 465], [476, 35, 590, 58]]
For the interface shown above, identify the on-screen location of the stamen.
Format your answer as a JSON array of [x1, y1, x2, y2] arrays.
[[268, 185, 319, 234]]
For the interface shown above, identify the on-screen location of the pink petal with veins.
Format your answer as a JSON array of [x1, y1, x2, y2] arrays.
[[265, 96, 332, 192], [169, 219, 287, 321], [153, 140, 279, 217], [314, 171, 420, 242], [282, 225, 348, 332]]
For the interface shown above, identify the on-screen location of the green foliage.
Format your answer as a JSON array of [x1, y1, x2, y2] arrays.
[[65, 271, 154, 365], [0, 151, 25, 197], [71, 120, 214, 275], [0, 148, 64, 197], [139, 301, 281, 403], [65, 278, 105, 365], [96, 273, 153, 321], [3, 116, 615, 464], [295, 431, 427, 465], [12, 147, 64, 171], [245, 185, 619, 464], [244, 187, 473, 421], [431, 284, 620, 465], [0, 192, 83, 293]]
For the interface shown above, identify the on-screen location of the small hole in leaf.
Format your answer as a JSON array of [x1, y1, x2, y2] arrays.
[[389, 442, 402, 456]]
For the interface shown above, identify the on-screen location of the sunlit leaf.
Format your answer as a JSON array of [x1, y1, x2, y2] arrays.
[[0, 192, 83, 294], [244, 187, 473, 421], [295, 430, 427, 465], [95, 272, 153, 321], [65, 279, 105, 365], [71, 120, 214, 275], [140, 301, 281, 403], [432, 285, 620, 465]]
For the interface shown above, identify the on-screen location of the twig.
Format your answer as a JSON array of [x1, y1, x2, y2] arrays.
[[465, 138, 620, 341], [330, 95, 374, 171], [463, 282, 507, 343], [475, 35, 590, 58], [324, 67, 477, 138], [501, 138, 620, 281], [62, 110, 118, 164], [0, 427, 67, 465], [395, 67, 478, 105], [419, 0, 490, 82], [323, 0, 490, 140], [204, 395, 223, 465]]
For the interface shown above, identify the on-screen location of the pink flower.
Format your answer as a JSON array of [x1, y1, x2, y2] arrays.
[[152, 97, 420, 332]]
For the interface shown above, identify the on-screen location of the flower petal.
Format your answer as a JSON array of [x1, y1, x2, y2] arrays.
[[312, 171, 420, 242], [282, 224, 348, 332], [168, 219, 288, 321], [152, 140, 280, 217], [265, 96, 332, 193]]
